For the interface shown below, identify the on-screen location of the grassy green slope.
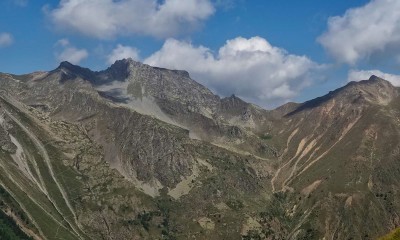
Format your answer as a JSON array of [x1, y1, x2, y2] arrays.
[[380, 228, 400, 240]]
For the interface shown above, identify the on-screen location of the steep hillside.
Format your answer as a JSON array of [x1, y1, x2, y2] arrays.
[[266, 76, 400, 239], [0, 61, 399, 239]]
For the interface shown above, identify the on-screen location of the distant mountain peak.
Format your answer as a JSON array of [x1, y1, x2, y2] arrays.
[[368, 74, 383, 81], [287, 75, 398, 116], [100, 59, 135, 82], [111, 58, 141, 68], [56, 61, 91, 73], [328, 75, 396, 104], [55, 61, 96, 83], [348, 75, 394, 91], [58, 61, 74, 68], [222, 94, 247, 107]]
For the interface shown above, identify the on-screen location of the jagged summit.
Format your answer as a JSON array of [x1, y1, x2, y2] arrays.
[[55, 61, 96, 83], [106, 58, 191, 79], [114, 57, 137, 65], [99, 59, 219, 109], [56, 61, 92, 73], [107, 58, 142, 73], [56, 58, 191, 84]]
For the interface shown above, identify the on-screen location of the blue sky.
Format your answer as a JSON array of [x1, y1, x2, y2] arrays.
[[1, 0, 400, 108]]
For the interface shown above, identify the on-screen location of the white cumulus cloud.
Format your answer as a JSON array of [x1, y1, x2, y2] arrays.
[[348, 69, 400, 86], [107, 44, 140, 64], [0, 33, 13, 47], [318, 0, 400, 65], [54, 39, 88, 64], [49, 0, 215, 39], [145, 37, 320, 107]]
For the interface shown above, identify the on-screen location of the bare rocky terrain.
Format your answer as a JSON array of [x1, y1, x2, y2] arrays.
[[0, 59, 399, 239]]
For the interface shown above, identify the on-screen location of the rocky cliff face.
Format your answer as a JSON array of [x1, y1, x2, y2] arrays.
[[0, 61, 399, 239]]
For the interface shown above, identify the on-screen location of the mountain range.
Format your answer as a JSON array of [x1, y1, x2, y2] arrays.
[[0, 58, 399, 239]]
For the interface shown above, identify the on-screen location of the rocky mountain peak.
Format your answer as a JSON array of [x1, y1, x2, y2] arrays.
[[58, 61, 74, 69], [111, 58, 142, 70], [57, 61, 92, 74], [96, 59, 135, 83], [116, 59, 219, 108], [347, 74, 393, 87], [220, 94, 249, 111], [344, 75, 397, 105], [287, 75, 397, 116], [55, 61, 96, 83], [368, 74, 384, 81], [222, 94, 245, 104]]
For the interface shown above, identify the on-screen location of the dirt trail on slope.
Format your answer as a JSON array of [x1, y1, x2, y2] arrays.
[[9, 135, 47, 194], [0, 173, 75, 239], [3, 106, 85, 239]]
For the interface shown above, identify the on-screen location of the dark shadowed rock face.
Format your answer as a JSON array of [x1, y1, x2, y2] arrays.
[[0, 60, 400, 239]]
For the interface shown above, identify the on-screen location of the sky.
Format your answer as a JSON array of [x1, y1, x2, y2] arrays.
[[1, 0, 400, 108]]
